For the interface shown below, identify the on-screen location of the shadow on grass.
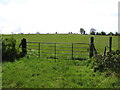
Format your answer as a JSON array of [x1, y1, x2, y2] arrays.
[[2, 52, 26, 62], [47, 56, 87, 60]]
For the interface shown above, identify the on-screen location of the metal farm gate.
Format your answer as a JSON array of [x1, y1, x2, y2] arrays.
[[26, 42, 90, 60], [19, 37, 113, 60]]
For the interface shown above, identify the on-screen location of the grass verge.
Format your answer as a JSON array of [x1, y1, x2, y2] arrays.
[[2, 55, 120, 88]]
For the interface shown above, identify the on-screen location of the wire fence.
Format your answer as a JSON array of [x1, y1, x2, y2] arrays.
[[94, 36, 119, 54]]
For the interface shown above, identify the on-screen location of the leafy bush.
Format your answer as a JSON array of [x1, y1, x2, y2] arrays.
[[92, 50, 120, 73], [2, 37, 19, 62]]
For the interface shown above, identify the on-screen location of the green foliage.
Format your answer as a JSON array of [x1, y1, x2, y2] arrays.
[[80, 28, 85, 34], [108, 32, 114, 35], [2, 37, 19, 61], [90, 31, 95, 35], [96, 31, 106, 35], [101, 31, 106, 35], [92, 50, 120, 72], [96, 32, 101, 35], [90, 28, 96, 35]]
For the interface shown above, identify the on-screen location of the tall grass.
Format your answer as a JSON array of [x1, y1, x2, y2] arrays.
[[2, 55, 120, 88]]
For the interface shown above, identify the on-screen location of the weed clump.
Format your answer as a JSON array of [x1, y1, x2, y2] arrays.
[[92, 50, 120, 73]]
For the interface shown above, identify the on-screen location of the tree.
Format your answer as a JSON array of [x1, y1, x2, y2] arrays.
[[36, 32, 40, 34], [11, 32, 14, 34], [108, 32, 114, 35], [80, 28, 85, 34], [18, 32, 24, 34], [101, 31, 106, 35], [83, 30, 86, 34], [90, 28, 96, 35], [90, 31, 95, 35], [115, 32, 118, 35], [96, 32, 98, 35]]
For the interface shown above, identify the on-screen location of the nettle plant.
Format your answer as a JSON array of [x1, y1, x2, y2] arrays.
[[2, 37, 19, 62], [92, 50, 120, 72]]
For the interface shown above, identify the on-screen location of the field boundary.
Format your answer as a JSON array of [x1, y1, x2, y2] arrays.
[[26, 42, 90, 60], [19, 37, 113, 59]]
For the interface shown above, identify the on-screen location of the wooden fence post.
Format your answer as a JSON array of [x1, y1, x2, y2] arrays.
[[20, 38, 27, 55], [109, 37, 112, 52], [90, 37, 94, 58]]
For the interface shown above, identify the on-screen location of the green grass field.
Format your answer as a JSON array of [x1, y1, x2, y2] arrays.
[[2, 56, 120, 88], [2, 34, 120, 88], [2, 34, 119, 54]]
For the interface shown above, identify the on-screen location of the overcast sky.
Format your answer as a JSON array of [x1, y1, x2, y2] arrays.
[[0, 0, 119, 34]]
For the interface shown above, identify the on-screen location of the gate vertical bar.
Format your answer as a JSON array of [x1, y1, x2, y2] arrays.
[[90, 37, 94, 58], [38, 43, 40, 57], [54, 43, 56, 59], [109, 37, 112, 52], [72, 43, 74, 59]]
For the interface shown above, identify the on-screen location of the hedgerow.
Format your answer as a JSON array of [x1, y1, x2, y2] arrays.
[[2, 37, 20, 62], [92, 50, 120, 73]]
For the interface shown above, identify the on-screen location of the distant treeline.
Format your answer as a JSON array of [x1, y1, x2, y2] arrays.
[[17, 31, 119, 36], [12, 27, 119, 36]]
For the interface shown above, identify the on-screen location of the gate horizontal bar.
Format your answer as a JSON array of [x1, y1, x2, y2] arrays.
[[55, 46, 72, 48], [27, 48, 38, 50], [26, 45, 37, 47], [27, 42, 89, 45], [43, 52, 54, 54], [73, 53, 89, 55], [56, 50, 72, 51], [44, 49, 54, 50], [73, 50, 88, 52], [56, 53, 71, 55], [73, 47, 89, 48]]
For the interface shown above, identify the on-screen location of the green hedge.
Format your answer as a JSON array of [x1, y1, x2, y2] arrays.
[[2, 37, 19, 62], [93, 50, 120, 73]]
